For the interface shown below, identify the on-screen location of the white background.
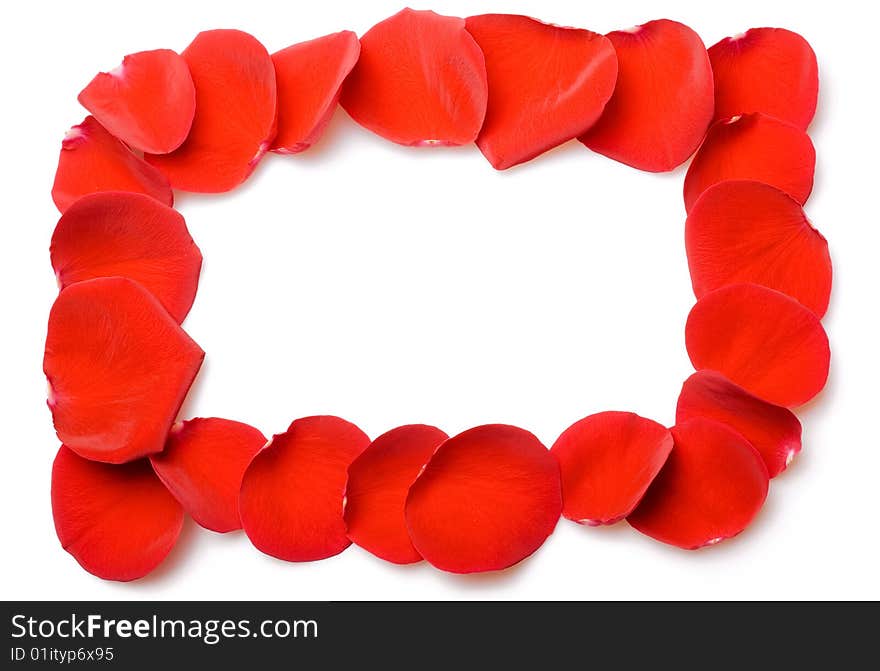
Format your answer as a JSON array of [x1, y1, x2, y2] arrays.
[[1, 0, 877, 600]]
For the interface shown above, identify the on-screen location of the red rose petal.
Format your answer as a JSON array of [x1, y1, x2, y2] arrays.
[[676, 371, 802, 478], [271, 31, 360, 154], [628, 418, 769, 549], [340, 8, 488, 146], [50, 191, 202, 323], [239, 416, 370, 562], [686, 180, 832, 317], [344, 424, 448, 564], [150, 418, 266, 533], [551, 412, 673, 525], [44, 277, 204, 463], [52, 445, 183, 581], [683, 112, 816, 212], [578, 19, 714, 172], [709, 28, 818, 130], [51, 116, 173, 213], [78, 49, 196, 154], [464, 13, 618, 170], [685, 283, 830, 407], [404, 425, 562, 573], [146, 29, 277, 193]]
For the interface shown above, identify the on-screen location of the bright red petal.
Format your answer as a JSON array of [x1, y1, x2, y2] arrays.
[[404, 425, 562, 573], [683, 112, 816, 212], [51, 116, 173, 213], [464, 13, 617, 170], [685, 283, 830, 407], [146, 30, 277, 193], [551, 412, 673, 525], [344, 424, 448, 564], [50, 191, 202, 323], [271, 31, 360, 154], [628, 418, 769, 549], [150, 418, 266, 533], [44, 277, 204, 463], [686, 180, 832, 317], [340, 8, 488, 146], [52, 445, 183, 581], [578, 19, 714, 172], [78, 49, 196, 154], [239, 416, 370, 562], [676, 371, 802, 478], [709, 28, 818, 130]]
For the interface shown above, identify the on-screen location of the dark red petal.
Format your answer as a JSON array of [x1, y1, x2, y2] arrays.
[[52, 445, 183, 581], [686, 180, 832, 317], [150, 418, 266, 533], [239, 416, 370, 562], [685, 283, 830, 407], [344, 425, 447, 564], [77, 49, 196, 154], [683, 112, 816, 213], [676, 371, 802, 478], [628, 418, 769, 549], [578, 19, 714, 172], [404, 425, 562, 573], [43, 277, 204, 463], [51, 116, 173, 213], [709, 28, 818, 130], [271, 31, 360, 154], [146, 29, 277, 193], [50, 191, 202, 323], [340, 8, 488, 146], [551, 412, 673, 525], [464, 13, 617, 170]]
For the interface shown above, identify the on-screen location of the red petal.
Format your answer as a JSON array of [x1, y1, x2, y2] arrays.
[[683, 112, 816, 212], [685, 283, 830, 407], [709, 28, 818, 131], [51, 116, 173, 213], [78, 49, 196, 154], [340, 8, 488, 146], [676, 371, 802, 478], [344, 424, 447, 564], [50, 191, 202, 323], [239, 416, 370, 561], [404, 425, 562, 573], [464, 14, 617, 170], [146, 30, 277, 193], [686, 180, 832, 317], [578, 19, 714, 172], [271, 31, 360, 154], [628, 419, 769, 549], [52, 445, 183, 581], [43, 277, 204, 463], [551, 412, 673, 525], [150, 418, 266, 533]]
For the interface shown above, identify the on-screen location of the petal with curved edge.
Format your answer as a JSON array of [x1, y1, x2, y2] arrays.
[[78, 49, 196, 154], [151, 418, 267, 533], [579, 19, 714, 172], [551, 411, 673, 525], [240, 416, 370, 562], [465, 13, 617, 170], [44, 277, 204, 463], [52, 445, 183, 581], [50, 191, 202, 323], [51, 116, 173, 213], [685, 283, 830, 407], [405, 424, 562, 574], [686, 180, 832, 317], [628, 418, 769, 549], [340, 8, 488, 146]]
